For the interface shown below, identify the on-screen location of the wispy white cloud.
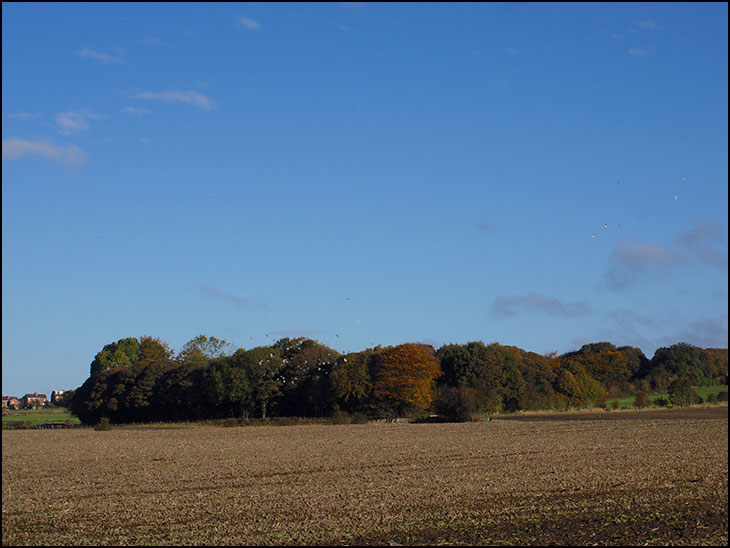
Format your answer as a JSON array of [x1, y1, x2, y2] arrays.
[[76, 47, 125, 64], [491, 292, 591, 318], [133, 90, 213, 110], [121, 106, 150, 117], [476, 220, 495, 234], [674, 220, 728, 272], [604, 239, 680, 291], [196, 283, 251, 308], [600, 308, 668, 350], [235, 16, 260, 30], [194, 283, 272, 312], [628, 47, 651, 57], [604, 223, 727, 291], [3, 111, 41, 120], [607, 308, 667, 332], [634, 19, 657, 30], [670, 315, 728, 350], [506, 48, 519, 55], [269, 328, 325, 338], [2, 138, 87, 166], [54, 109, 106, 135]]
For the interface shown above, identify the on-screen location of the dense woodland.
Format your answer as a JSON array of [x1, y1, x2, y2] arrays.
[[69, 335, 728, 425]]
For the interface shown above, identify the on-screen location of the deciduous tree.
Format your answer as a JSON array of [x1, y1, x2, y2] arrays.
[[330, 348, 380, 413], [89, 337, 140, 377], [651, 343, 712, 385], [370, 343, 441, 418], [275, 338, 340, 417], [177, 334, 232, 367]]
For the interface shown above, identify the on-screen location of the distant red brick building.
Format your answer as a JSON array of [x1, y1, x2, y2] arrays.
[[22, 392, 48, 408], [2, 396, 21, 409], [51, 390, 68, 404]]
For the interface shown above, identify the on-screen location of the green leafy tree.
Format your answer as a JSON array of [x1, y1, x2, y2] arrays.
[[703, 348, 728, 384], [220, 346, 286, 419], [156, 363, 209, 421], [243, 346, 285, 419], [330, 348, 380, 413], [667, 376, 698, 407], [497, 344, 526, 412], [177, 334, 233, 367], [275, 338, 341, 417], [125, 359, 176, 421], [618, 345, 650, 379], [554, 360, 606, 408], [518, 351, 558, 411], [89, 337, 140, 377], [562, 342, 631, 384], [203, 356, 252, 419], [651, 342, 712, 385], [436, 342, 506, 413], [71, 371, 113, 424]]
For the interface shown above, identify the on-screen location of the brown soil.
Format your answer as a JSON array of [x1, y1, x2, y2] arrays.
[[3, 406, 727, 546]]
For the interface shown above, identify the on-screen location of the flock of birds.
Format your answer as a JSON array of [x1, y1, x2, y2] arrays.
[[591, 175, 687, 239], [242, 176, 694, 350]]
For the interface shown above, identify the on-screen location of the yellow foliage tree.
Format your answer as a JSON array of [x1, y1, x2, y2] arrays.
[[370, 343, 441, 418]]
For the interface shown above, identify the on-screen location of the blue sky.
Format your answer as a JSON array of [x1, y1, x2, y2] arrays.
[[2, 2, 728, 397]]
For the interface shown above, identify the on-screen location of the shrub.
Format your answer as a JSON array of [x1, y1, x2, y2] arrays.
[[94, 417, 112, 431], [275, 417, 300, 426], [331, 410, 352, 425], [349, 412, 369, 424], [434, 386, 477, 422], [222, 417, 239, 427], [717, 391, 728, 402], [633, 391, 651, 408]]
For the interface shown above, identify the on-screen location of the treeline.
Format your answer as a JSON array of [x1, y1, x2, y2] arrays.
[[69, 335, 728, 425]]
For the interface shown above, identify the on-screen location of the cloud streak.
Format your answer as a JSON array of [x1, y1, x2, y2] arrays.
[[491, 292, 591, 318], [674, 220, 728, 272], [76, 47, 125, 64], [54, 109, 105, 134], [235, 16, 260, 30], [604, 224, 727, 291], [196, 283, 251, 308], [604, 239, 681, 291], [4, 111, 41, 120], [268, 328, 325, 338], [2, 138, 87, 165], [133, 90, 213, 110], [671, 315, 728, 349], [628, 47, 651, 56]]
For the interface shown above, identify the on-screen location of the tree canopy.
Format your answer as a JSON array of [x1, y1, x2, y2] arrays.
[[70, 336, 727, 425]]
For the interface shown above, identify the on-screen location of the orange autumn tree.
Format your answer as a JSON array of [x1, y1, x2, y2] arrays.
[[370, 343, 442, 418]]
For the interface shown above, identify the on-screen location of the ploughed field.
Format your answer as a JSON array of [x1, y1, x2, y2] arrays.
[[2, 407, 727, 545]]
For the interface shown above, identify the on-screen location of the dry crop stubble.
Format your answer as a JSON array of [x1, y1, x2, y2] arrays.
[[2, 407, 727, 545]]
